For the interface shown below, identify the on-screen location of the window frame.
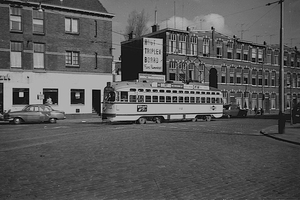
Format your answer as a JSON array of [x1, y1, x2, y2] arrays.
[[65, 17, 79, 34]]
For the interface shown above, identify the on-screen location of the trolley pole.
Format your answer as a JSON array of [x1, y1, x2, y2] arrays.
[[278, 0, 285, 134]]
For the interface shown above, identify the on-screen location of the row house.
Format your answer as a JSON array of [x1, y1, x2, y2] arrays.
[[121, 26, 300, 114], [0, 0, 114, 114]]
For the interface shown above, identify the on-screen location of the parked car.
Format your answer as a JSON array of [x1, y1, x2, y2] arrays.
[[292, 103, 300, 124], [223, 104, 248, 118], [2, 104, 66, 124]]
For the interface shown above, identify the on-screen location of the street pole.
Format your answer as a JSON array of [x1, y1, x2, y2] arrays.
[[278, 0, 285, 134], [290, 82, 293, 125]]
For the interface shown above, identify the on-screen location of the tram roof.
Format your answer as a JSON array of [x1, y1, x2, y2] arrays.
[[109, 81, 220, 91]]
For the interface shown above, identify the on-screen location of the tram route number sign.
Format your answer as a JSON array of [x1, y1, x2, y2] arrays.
[[137, 105, 147, 112]]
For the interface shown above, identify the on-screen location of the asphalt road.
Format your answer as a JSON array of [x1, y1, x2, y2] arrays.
[[1, 118, 300, 199]]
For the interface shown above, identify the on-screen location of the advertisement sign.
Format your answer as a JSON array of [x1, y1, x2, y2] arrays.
[[139, 73, 165, 82], [143, 38, 163, 72]]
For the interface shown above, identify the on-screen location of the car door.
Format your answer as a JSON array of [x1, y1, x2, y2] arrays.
[[24, 105, 41, 122], [39, 105, 50, 122]]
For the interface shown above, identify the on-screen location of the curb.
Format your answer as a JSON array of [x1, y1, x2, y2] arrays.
[[260, 128, 300, 146]]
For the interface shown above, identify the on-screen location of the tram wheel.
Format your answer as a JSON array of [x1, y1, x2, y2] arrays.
[[137, 117, 147, 124], [205, 116, 212, 121], [154, 117, 163, 124]]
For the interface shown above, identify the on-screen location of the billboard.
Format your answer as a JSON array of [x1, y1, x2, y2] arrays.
[[143, 38, 163, 72]]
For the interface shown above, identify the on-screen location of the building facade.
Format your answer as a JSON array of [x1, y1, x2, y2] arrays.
[[0, 0, 114, 114], [121, 26, 300, 114]]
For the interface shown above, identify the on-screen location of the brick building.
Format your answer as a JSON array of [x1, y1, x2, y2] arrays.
[[121, 26, 300, 114], [0, 0, 114, 114]]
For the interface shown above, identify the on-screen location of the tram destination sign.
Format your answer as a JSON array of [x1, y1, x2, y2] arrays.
[[143, 38, 163, 72]]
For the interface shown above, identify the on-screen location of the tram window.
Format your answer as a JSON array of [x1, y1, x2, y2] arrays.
[[201, 92, 205, 94], [153, 89, 158, 92], [166, 90, 171, 93], [191, 97, 195, 103], [166, 96, 171, 103], [153, 96, 158, 102], [172, 96, 178, 103], [184, 97, 189, 103], [159, 96, 165, 102], [145, 95, 151, 102], [212, 98, 216, 103], [207, 92, 211, 95], [206, 97, 210, 103], [201, 97, 206, 103], [185, 91, 189, 94], [172, 90, 177, 93], [216, 98, 220, 103], [196, 91, 200, 94], [217, 92, 220, 95], [212, 92, 215, 95], [179, 90, 183, 93], [104, 91, 115, 102], [146, 89, 151, 92], [179, 96, 184, 103], [196, 97, 200, 103], [130, 88, 136, 92], [190, 91, 195, 94], [129, 95, 136, 102], [159, 90, 165, 93], [138, 89, 144, 92], [121, 91, 128, 102], [137, 95, 144, 102]]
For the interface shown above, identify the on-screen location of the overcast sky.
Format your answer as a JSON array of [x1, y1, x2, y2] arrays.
[[101, 0, 300, 60]]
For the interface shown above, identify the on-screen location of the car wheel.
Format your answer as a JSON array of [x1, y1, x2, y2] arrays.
[[137, 117, 146, 124], [205, 116, 212, 121], [49, 118, 57, 123], [13, 117, 22, 125]]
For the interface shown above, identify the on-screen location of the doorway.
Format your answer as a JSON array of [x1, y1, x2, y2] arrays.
[[92, 90, 101, 116], [209, 68, 218, 88]]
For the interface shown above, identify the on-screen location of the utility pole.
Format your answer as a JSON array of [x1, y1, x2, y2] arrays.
[[278, 0, 285, 133], [267, 0, 285, 133]]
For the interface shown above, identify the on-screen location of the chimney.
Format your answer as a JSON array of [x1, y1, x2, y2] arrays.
[[151, 24, 159, 33], [128, 31, 135, 40]]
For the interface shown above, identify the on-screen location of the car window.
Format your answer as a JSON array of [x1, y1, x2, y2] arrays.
[[44, 106, 52, 112], [26, 106, 35, 111]]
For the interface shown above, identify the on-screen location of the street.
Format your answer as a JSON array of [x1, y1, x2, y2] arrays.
[[1, 118, 300, 199]]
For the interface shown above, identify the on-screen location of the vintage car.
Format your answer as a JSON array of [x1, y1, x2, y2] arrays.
[[223, 104, 248, 118], [2, 104, 66, 124]]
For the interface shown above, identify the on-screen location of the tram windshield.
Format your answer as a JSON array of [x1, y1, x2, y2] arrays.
[[104, 91, 115, 102]]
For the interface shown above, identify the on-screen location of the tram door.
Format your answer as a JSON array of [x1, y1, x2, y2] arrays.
[[209, 68, 218, 88]]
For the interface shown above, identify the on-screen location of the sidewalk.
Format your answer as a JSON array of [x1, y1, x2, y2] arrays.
[[260, 123, 300, 146]]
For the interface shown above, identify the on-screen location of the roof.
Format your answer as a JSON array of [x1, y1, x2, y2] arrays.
[[6, 0, 114, 18]]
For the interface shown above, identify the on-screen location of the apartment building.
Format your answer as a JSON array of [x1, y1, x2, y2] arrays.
[[0, 0, 114, 114], [121, 26, 300, 114]]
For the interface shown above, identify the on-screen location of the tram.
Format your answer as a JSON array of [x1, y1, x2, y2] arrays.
[[102, 80, 223, 124]]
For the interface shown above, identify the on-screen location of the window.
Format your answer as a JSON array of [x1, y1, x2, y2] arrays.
[[236, 68, 242, 84], [178, 35, 186, 54], [121, 91, 128, 102], [66, 51, 79, 66], [252, 70, 257, 85], [169, 73, 176, 81], [145, 96, 151, 102], [166, 96, 171, 103], [137, 95, 144, 102], [33, 9, 44, 33], [243, 46, 248, 61], [10, 7, 22, 31], [13, 88, 29, 105], [266, 49, 272, 64], [168, 33, 176, 53], [274, 51, 279, 65], [169, 61, 176, 69], [229, 67, 235, 83], [130, 95, 136, 102], [264, 71, 269, 86], [201, 97, 205, 103], [258, 49, 263, 63], [258, 70, 263, 86], [65, 17, 79, 33], [206, 97, 210, 103], [159, 96, 165, 102], [190, 97, 195, 103], [216, 39, 222, 58], [190, 36, 197, 56], [251, 48, 257, 62], [236, 43, 241, 60], [10, 41, 22, 68], [71, 89, 84, 104], [227, 41, 233, 59], [271, 71, 276, 87], [33, 43, 45, 69], [243, 68, 249, 84], [203, 38, 209, 56], [221, 66, 226, 83], [172, 96, 177, 103], [43, 88, 58, 105], [184, 97, 189, 103], [179, 96, 184, 103]]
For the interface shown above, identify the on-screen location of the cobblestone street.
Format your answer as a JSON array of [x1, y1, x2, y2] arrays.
[[1, 118, 300, 199]]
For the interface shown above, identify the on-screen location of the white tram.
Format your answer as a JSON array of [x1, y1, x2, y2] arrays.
[[102, 81, 223, 124]]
